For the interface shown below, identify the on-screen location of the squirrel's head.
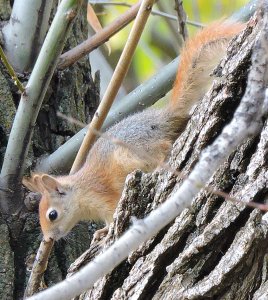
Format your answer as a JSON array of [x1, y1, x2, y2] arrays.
[[23, 174, 80, 241]]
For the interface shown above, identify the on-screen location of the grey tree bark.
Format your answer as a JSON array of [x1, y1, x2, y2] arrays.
[[67, 16, 268, 300], [0, 2, 98, 299]]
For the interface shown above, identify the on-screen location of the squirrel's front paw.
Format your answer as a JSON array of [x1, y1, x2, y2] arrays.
[[92, 226, 109, 243]]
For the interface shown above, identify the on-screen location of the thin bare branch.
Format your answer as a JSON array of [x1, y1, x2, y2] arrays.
[[18, 1, 83, 297], [24, 239, 54, 298], [89, 0, 203, 26], [174, 0, 189, 40], [58, 1, 141, 70], [0, 45, 25, 93], [70, 0, 157, 174]]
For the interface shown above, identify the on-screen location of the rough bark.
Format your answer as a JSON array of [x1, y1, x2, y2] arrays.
[[66, 16, 268, 300], [0, 2, 99, 299]]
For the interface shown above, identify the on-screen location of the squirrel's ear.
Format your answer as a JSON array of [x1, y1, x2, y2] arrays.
[[22, 174, 44, 193], [41, 174, 63, 193]]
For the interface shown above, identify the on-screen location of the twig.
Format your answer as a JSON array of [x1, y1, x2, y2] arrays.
[[87, 3, 111, 55], [89, 0, 203, 26], [174, 0, 189, 40], [157, 1, 181, 46], [38, 57, 179, 174], [58, 1, 142, 70], [0, 45, 25, 93], [20, 0, 83, 298], [58, 0, 203, 70], [70, 0, 157, 174], [24, 240, 54, 298]]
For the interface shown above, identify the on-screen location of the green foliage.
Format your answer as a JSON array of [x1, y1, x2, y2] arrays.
[[184, 0, 248, 22], [96, 0, 249, 91]]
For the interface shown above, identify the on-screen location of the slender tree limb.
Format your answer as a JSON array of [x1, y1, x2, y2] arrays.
[[2, 0, 53, 72], [1, 0, 83, 189], [174, 0, 189, 40], [87, 3, 111, 55], [1, 0, 83, 296], [0, 45, 25, 93], [23, 240, 54, 298], [37, 56, 178, 174], [89, 0, 203, 26], [27, 7, 268, 300], [57, 1, 142, 70], [70, 0, 157, 173]]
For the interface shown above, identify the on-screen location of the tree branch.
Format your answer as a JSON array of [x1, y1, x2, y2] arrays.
[[58, 1, 141, 70], [174, 0, 189, 40], [70, 0, 157, 173], [0, 45, 25, 93], [2, 0, 53, 72], [24, 240, 54, 298], [37, 56, 179, 174], [0, 0, 82, 209]]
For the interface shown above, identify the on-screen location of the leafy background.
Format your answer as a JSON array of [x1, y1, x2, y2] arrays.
[[92, 0, 248, 92]]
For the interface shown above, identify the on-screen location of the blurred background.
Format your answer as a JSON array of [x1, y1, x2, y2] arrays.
[[88, 0, 248, 98]]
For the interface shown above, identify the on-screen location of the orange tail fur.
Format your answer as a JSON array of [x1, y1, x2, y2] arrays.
[[170, 21, 245, 117]]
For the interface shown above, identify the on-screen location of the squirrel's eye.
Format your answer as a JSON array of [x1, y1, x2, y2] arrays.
[[48, 210, 58, 221], [57, 189, 66, 196]]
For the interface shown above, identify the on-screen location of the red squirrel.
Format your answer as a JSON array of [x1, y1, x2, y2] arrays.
[[23, 22, 244, 242]]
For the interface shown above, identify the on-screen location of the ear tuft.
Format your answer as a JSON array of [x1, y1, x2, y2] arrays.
[[41, 175, 62, 193], [22, 173, 43, 193]]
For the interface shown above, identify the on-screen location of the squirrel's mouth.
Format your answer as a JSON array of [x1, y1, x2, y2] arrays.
[[43, 227, 64, 242]]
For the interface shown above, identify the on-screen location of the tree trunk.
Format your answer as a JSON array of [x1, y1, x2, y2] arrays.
[[0, 2, 99, 299], [67, 16, 268, 300]]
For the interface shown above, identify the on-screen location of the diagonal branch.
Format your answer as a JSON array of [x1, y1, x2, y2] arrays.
[[57, 0, 142, 70], [25, 0, 156, 295], [0, 45, 25, 93], [70, 0, 157, 173], [0, 0, 83, 210], [37, 56, 179, 174], [2, 0, 53, 72]]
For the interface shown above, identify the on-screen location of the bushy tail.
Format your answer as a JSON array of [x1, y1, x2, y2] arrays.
[[169, 21, 245, 117]]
